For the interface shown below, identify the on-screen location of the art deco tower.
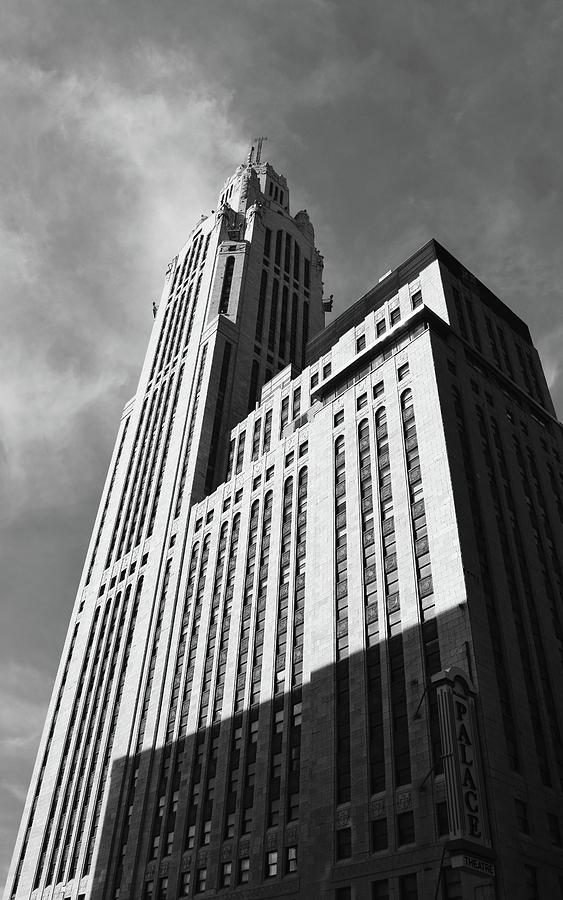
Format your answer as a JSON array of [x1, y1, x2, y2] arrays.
[[5, 153, 563, 900]]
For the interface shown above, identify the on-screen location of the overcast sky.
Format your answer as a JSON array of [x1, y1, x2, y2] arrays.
[[1, 0, 562, 887]]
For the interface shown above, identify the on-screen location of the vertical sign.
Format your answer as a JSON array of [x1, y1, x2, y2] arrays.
[[433, 667, 490, 847]]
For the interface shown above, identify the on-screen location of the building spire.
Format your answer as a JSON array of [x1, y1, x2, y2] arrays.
[[254, 135, 268, 164]]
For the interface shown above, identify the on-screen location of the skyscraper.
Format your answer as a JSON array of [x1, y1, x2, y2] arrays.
[[5, 153, 563, 900]]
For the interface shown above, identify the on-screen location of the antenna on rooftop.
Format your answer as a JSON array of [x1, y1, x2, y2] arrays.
[[253, 136, 268, 164]]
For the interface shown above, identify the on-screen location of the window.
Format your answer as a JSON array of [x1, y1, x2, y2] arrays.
[[356, 334, 366, 352], [235, 489, 243, 504], [397, 811, 415, 845], [221, 861, 232, 887], [323, 362, 332, 379], [376, 319, 386, 337], [239, 857, 250, 884], [335, 889, 351, 900], [357, 393, 368, 410], [195, 867, 207, 893], [299, 441, 308, 458], [399, 873, 418, 900], [222, 497, 231, 512], [436, 801, 449, 836], [252, 475, 261, 491], [447, 359, 457, 375], [266, 465, 275, 482], [398, 363, 409, 381], [334, 410, 344, 427], [373, 380, 384, 398], [336, 827, 352, 860], [515, 799, 530, 834], [286, 845, 298, 873], [372, 881, 390, 900], [411, 290, 422, 309], [205, 510, 213, 524], [285, 451, 294, 467], [311, 372, 319, 389], [390, 308, 401, 326], [219, 256, 235, 314], [524, 865, 538, 900], [371, 817, 387, 851], [548, 812, 562, 846], [265, 850, 278, 878]]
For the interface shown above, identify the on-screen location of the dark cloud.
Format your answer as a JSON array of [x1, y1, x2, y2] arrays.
[[2, 0, 562, 888]]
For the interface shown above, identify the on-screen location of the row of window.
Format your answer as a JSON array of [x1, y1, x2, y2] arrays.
[[451, 281, 544, 406]]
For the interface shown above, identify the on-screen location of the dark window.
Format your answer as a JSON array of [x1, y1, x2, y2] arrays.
[[398, 363, 409, 381], [294, 243, 300, 281], [275, 230, 283, 266], [304, 258, 311, 290], [371, 817, 387, 851], [376, 320, 386, 337], [279, 285, 289, 358], [336, 827, 352, 860], [255, 269, 268, 343], [371, 881, 390, 900], [548, 812, 562, 846], [515, 799, 530, 834], [436, 801, 449, 836], [323, 362, 332, 378], [334, 410, 344, 427], [219, 256, 235, 314], [411, 290, 422, 309], [373, 380, 384, 398], [399, 873, 418, 900], [248, 360, 260, 412], [264, 227, 272, 258], [390, 308, 401, 325], [311, 372, 319, 389], [335, 888, 351, 900], [356, 334, 366, 352], [524, 865, 538, 900], [397, 811, 415, 845]]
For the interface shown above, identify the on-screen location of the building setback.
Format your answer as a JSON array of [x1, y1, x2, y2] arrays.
[[4, 153, 563, 900]]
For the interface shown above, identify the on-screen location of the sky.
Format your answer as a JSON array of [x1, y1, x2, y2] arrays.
[[1, 0, 562, 888]]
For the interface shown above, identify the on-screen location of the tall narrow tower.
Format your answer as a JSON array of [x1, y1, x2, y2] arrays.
[[4, 153, 324, 900]]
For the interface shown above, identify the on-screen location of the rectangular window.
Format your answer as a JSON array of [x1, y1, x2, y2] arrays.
[[323, 362, 332, 379], [371, 817, 387, 851], [515, 799, 530, 834], [285, 451, 294, 467], [239, 858, 250, 884], [356, 334, 366, 352], [399, 873, 418, 900], [286, 845, 298, 873], [548, 812, 562, 846], [299, 440, 308, 457], [221, 861, 232, 887], [335, 889, 351, 900], [376, 319, 386, 337], [357, 393, 368, 410], [398, 363, 409, 381], [397, 811, 415, 845], [195, 868, 207, 893], [334, 410, 344, 427], [372, 881, 390, 900], [265, 850, 278, 877], [373, 380, 384, 398], [266, 465, 274, 482], [311, 372, 319, 389], [436, 801, 449, 836], [411, 290, 422, 309], [390, 308, 401, 325], [336, 827, 352, 860]]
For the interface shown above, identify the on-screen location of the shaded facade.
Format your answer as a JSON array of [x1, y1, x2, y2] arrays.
[[5, 156, 563, 900]]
